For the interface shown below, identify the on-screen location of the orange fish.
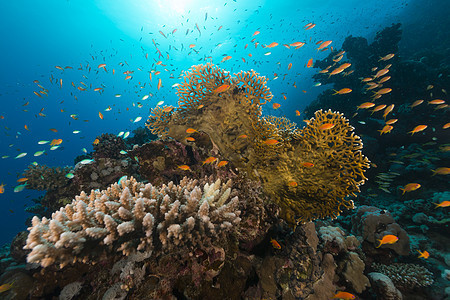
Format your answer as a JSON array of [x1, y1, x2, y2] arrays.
[[318, 123, 335, 130], [378, 76, 391, 84], [435, 201, 450, 208], [301, 162, 314, 168], [376, 234, 399, 248], [16, 178, 28, 183], [252, 30, 260, 36], [400, 183, 421, 194], [306, 58, 313, 68], [0, 281, 14, 293], [379, 53, 395, 61], [371, 104, 387, 114], [385, 119, 398, 125], [202, 156, 218, 165], [417, 250, 429, 259], [185, 137, 195, 142], [410, 100, 424, 108], [288, 181, 298, 187], [317, 40, 332, 51], [333, 88, 352, 95], [383, 104, 395, 119], [374, 68, 389, 78], [357, 102, 375, 110], [428, 99, 445, 105], [431, 167, 450, 175], [408, 125, 427, 135], [266, 42, 279, 48], [177, 165, 191, 171], [93, 138, 100, 145], [263, 139, 279, 145], [288, 63, 292, 70], [158, 78, 162, 90], [378, 125, 393, 135], [189, 44, 195, 48], [332, 291, 355, 299], [0, 183, 5, 194], [98, 63, 106, 68], [270, 238, 281, 249], [374, 88, 392, 96], [49, 128, 58, 132], [186, 128, 198, 134], [272, 103, 281, 109], [162, 106, 173, 113], [49, 139, 63, 146], [217, 160, 229, 167], [304, 23, 316, 30], [214, 84, 230, 94], [238, 134, 248, 139], [290, 42, 305, 47], [99, 112, 104, 120], [295, 110, 301, 116]]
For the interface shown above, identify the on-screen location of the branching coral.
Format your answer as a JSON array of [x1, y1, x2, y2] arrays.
[[146, 64, 369, 226], [24, 176, 240, 268]]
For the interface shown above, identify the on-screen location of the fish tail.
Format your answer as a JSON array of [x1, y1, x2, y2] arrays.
[[332, 89, 338, 95], [375, 240, 381, 248], [400, 188, 405, 195]]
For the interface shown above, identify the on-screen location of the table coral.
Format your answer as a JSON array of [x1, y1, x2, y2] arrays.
[[146, 63, 370, 226], [24, 176, 240, 268]]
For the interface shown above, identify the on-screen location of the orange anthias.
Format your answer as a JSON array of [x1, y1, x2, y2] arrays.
[[431, 167, 450, 176], [357, 102, 375, 110], [408, 125, 427, 135], [417, 250, 430, 259], [186, 128, 198, 134], [378, 125, 393, 135], [263, 139, 279, 145], [333, 88, 352, 95], [332, 291, 355, 299], [270, 238, 281, 249], [318, 123, 335, 130], [376, 234, 399, 248], [217, 160, 229, 167], [435, 201, 450, 208], [213, 84, 230, 94], [202, 156, 218, 165], [177, 165, 191, 171], [400, 183, 421, 194]]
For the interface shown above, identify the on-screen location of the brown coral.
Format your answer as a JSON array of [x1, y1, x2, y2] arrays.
[[146, 64, 369, 226]]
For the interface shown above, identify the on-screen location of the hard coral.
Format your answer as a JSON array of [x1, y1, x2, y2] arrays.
[[147, 64, 369, 226], [23, 164, 71, 191], [24, 176, 240, 268], [372, 263, 434, 290], [93, 133, 126, 159]]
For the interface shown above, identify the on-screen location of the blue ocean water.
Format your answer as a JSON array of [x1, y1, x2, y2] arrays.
[[0, 0, 446, 254]]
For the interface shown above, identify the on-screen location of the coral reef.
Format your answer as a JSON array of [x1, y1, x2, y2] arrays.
[[24, 176, 240, 268], [352, 206, 410, 255], [146, 63, 370, 226], [93, 133, 127, 160], [368, 272, 403, 300], [372, 263, 434, 290], [23, 164, 71, 191]]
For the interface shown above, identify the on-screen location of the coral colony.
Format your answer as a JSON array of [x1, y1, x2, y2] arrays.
[[2, 45, 443, 299]]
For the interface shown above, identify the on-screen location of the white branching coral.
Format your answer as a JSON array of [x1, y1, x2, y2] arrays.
[[24, 176, 241, 268]]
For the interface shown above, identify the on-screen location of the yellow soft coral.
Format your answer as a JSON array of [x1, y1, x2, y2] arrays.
[[146, 64, 369, 226]]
